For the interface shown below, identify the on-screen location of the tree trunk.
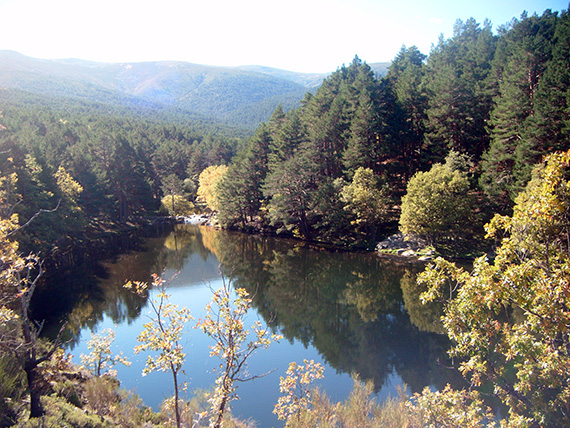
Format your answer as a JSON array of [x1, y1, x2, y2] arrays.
[[213, 395, 228, 428], [24, 361, 44, 418], [171, 366, 181, 428]]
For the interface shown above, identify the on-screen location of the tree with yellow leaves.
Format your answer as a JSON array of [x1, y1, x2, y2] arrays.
[[124, 274, 193, 428], [1, 169, 66, 418], [418, 150, 570, 426], [197, 165, 228, 212], [273, 359, 325, 424], [80, 328, 131, 377], [198, 276, 281, 428]]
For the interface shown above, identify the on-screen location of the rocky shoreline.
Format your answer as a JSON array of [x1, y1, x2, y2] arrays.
[[376, 233, 435, 261]]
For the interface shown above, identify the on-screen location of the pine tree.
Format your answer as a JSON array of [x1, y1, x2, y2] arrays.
[[526, 9, 570, 156], [480, 10, 558, 206], [386, 46, 428, 179], [263, 150, 317, 240], [217, 124, 271, 227], [422, 19, 495, 164]]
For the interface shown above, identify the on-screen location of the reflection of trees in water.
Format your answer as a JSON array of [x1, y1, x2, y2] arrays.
[[42, 225, 213, 347], [207, 229, 465, 394], [157, 224, 212, 271], [42, 224, 465, 394], [39, 238, 164, 347], [400, 270, 445, 334]]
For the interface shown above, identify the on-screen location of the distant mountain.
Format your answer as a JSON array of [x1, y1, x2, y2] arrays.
[[0, 51, 390, 128], [236, 65, 328, 88], [369, 62, 391, 77]]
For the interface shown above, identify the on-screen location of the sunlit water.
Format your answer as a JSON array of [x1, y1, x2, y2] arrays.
[[43, 224, 462, 427]]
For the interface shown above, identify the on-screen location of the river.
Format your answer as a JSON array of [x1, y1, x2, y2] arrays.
[[41, 224, 465, 427]]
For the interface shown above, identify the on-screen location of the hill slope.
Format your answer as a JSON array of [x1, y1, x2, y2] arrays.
[[0, 51, 391, 128], [0, 51, 333, 128]]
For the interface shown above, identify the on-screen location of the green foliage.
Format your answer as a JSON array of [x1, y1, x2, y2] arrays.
[[386, 45, 427, 179], [0, 354, 25, 426], [339, 167, 389, 243], [418, 150, 570, 425], [399, 163, 474, 245], [21, 395, 114, 428], [422, 19, 496, 163], [2, 9, 570, 249], [0, 90, 240, 252], [0, 51, 317, 129], [400, 271, 444, 334], [217, 124, 272, 228], [264, 151, 317, 239], [480, 10, 560, 208], [0, 208, 67, 418], [3, 8, 570, 426], [221, 56, 408, 243], [52, 379, 83, 408]]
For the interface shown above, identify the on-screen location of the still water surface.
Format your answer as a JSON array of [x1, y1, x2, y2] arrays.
[[47, 224, 464, 427]]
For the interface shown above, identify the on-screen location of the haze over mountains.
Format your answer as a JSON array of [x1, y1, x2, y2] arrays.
[[0, 50, 390, 128]]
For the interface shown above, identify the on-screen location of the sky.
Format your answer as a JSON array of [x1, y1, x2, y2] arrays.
[[0, 0, 567, 73]]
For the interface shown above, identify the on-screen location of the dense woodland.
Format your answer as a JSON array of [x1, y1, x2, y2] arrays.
[[1, 6, 570, 427], [1, 10, 569, 253], [212, 9, 570, 250], [0, 89, 247, 254]]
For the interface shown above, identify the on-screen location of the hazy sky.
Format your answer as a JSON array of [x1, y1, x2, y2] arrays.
[[0, 0, 566, 73]]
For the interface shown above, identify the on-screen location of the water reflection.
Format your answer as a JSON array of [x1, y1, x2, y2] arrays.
[[194, 226, 464, 394], [43, 224, 464, 406]]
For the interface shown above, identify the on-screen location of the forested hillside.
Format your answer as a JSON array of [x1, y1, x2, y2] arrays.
[[0, 50, 329, 128], [0, 89, 244, 254], [2, 9, 568, 253], [210, 9, 570, 250]]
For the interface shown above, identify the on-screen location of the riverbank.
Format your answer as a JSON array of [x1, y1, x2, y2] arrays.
[[184, 212, 403, 253], [376, 233, 436, 261]]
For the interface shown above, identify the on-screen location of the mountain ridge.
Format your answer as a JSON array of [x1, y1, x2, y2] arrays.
[[0, 50, 390, 128]]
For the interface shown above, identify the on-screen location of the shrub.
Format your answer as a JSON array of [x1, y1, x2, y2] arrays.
[[0, 354, 25, 427], [399, 163, 473, 245], [83, 376, 119, 416]]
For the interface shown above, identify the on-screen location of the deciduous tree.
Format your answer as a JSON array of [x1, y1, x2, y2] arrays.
[[273, 359, 325, 423], [340, 167, 388, 243], [399, 161, 473, 245], [0, 213, 64, 418], [198, 276, 281, 428], [80, 328, 131, 377], [418, 150, 570, 425], [124, 274, 193, 428], [197, 165, 228, 212]]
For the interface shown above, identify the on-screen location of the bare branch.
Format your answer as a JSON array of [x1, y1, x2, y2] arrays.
[[7, 199, 61, 237], [235, 367, 277, 383]]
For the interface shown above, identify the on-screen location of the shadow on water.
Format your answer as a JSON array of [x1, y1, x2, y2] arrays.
[[37, 225, 221, 346]]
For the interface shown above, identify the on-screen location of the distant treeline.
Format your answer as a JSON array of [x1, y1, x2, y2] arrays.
[[0, 90, 245, 253]]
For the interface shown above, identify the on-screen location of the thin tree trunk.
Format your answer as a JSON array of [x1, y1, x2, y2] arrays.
[[24, 361, 43, 418], [213, 390, 229, 428], [171, 365, 181, 428]]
